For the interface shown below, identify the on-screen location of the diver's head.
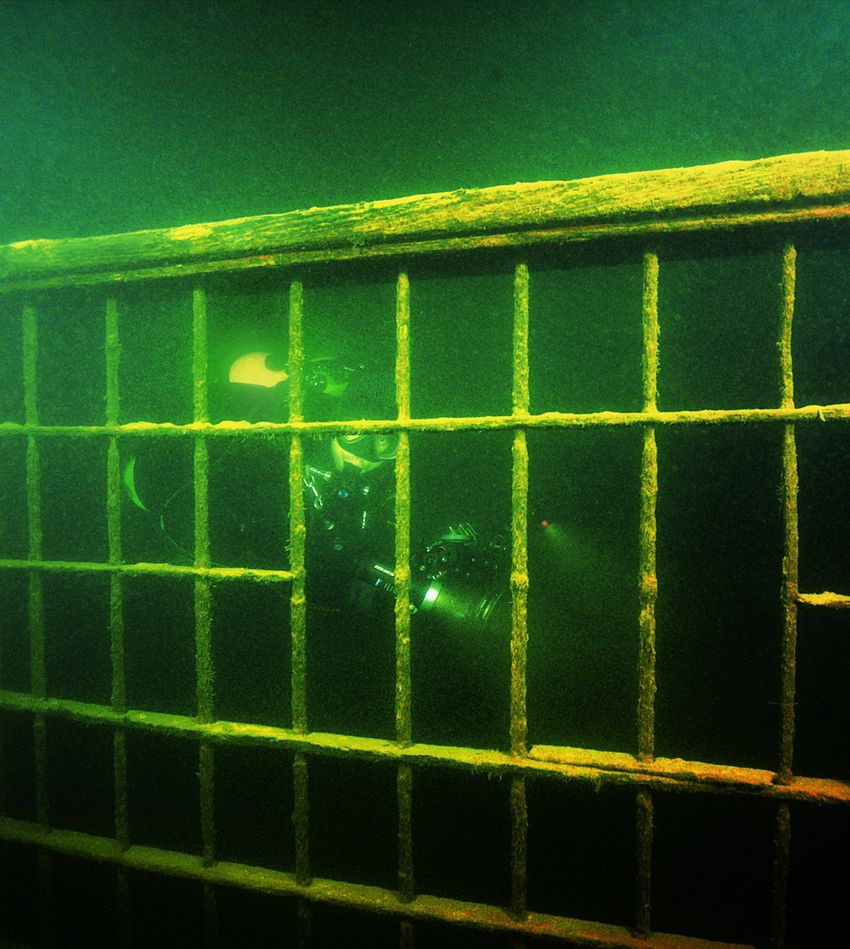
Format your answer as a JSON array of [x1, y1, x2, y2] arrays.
[[227, 351, 359, 396], [331, 432, 398, 473], [228, 351, 288, 388]]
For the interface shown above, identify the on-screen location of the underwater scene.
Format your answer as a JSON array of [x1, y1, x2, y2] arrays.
[[2, 1, 850, 946], [1, 234, 850, 946]]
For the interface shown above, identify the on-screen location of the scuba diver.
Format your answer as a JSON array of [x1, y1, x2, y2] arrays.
[[124, 349, 508, 634]]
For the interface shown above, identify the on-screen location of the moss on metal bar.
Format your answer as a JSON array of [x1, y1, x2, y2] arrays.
[[4, 151, 850, 289], [199, 739, 216, 867], [22, 301, 51, 856], [192, 287, 214, 725], [397, 763, 414, 903], [5, 201, 850, 295], [394, 270, 412, 747], [104, 297, 130, 859], [510, 774, 528, 920], [634, 788, 654, 938], [33, 714, 48, 824], [3, 689, 847, 804], [5, 402, 850, 445], [0, 557, 294, 583], [797, 591, 850, 607], [107, 463, 126, 709], [636, 256, 659, 949], [642, 253, 659, 414], [191, 287, 218, 925], [510, 263, 530, 760], [114, 730, 129, 848], [105, 296, 125, 712], [23, 305, 45, 699], [779, 245, 796, 409], [393, 273, 415, 910], [635, 251, 658, 949], [294, 752, 310, 886], [638, 253, 659, 763], [194, 580, 214, 723], [778, 246, 799, 787], [286, 284, 310, 905], [105, 297, 120, 425], [0, 816, 751, 948], [289, 434, 307, 729], [288, 281, 307, 735], [192, 287, 208, 424], [512, 263, 530, 416], [22, 304, 39, 429]]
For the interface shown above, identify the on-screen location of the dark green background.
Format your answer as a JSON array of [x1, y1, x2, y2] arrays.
[[2, 0, 849, 243]]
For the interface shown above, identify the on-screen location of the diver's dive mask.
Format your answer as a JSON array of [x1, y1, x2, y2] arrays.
[[228, 352, 356, 398], [331, 432, 399, 472]]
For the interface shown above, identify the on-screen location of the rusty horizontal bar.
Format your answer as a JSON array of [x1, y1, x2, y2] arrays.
[[0, 816, 748, 948], [2, 402, 850, 444], [1, 690, 847, 806], [1, 200, 849, 294], [2, 150, 850, 292], [0, 558, 293, 583], [797, 591, 850, 608]]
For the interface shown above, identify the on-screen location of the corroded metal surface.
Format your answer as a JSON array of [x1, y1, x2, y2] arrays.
[[1, 688, 848, 805], [3, 401, 850, 442], [0, 816, 753, 948], [2, 150, 850, 289]]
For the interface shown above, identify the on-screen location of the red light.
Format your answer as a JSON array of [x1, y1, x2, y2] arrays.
[[540, 519, 549, 529]]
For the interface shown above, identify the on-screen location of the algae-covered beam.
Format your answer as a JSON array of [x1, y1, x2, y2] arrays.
[[0, 816, 751, 949], [3, 402, 850, 442], [2, 689, 849, 805], [2, 151, 850, 285]]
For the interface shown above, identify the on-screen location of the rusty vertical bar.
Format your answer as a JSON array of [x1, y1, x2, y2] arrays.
[[638, 251, 659, 762], [770, 801, 791, 949], [397, 763, 414, 904], [394, 270, 412, 747], [510, 262, 530, 923], [294, 753, 311, 886], [193, 287, 213, 715], [23, 304, 44, 705], [288, 280, 307, 735], [193, 287, 214, 723], [510, 261, 530, 757], [23, 302, 53, 945], [777, 242, 798, 785], [105, 298, 125, 716], [288, 280, 311, 928], [394, 271, 415, 920], [510, 771, 528, 921], [192, 287, 217, 949], [772, 243, 798, 949], [634, 787, 654, 939], [634, 251, 659, 940], [105, 296, 132, 946]]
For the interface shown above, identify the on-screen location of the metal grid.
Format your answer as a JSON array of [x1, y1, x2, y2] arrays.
[[1, 151, 850, 948]]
